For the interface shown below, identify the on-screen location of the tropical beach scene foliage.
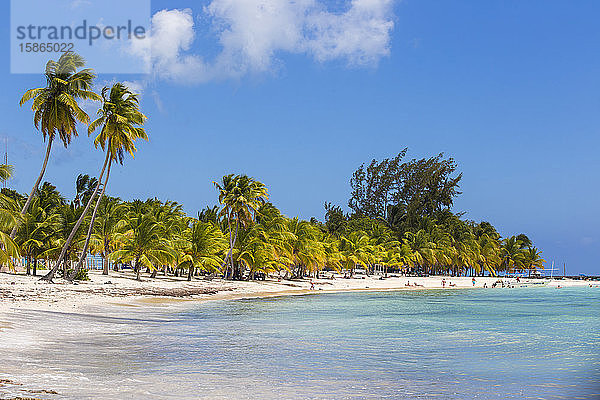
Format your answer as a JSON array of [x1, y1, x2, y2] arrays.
[[1, 54, 545, 282], [1, 1, 598, 399]]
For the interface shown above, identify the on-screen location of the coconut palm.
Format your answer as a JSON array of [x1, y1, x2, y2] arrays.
[[88, 197, 126, 275], [237, 226, 280, 279], [500, 236, 525, 275], [111, 212, 173, 281], [404, 230, 436, 274], [285, 217, 325, 278], [214, 174, 268, 279], [12, 52, 100, 238], [16, 198, 61, 275], [339, 231, 373, 276], [180, 221, 227, 281], [74, 174, 99, 209], [475, 233, 500, 276], [43, 83, 147, 281], [148, 200, 186, 278], [522, 247, 545, 277], [0, 166, 21, 270]]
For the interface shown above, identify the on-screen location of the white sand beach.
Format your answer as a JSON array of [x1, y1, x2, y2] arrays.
[[0, 271, 594, 314]]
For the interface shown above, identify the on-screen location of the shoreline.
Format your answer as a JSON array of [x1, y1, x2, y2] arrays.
[[0, 271, 594, 314]]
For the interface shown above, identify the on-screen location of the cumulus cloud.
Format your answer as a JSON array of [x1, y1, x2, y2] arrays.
[[132, 0, 395, 84]]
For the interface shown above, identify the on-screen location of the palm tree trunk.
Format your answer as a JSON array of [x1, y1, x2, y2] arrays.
[[103, 239, 111, 275], [10, 137, 53, 239], [102, 255, 108, 276], [220, 211, 234, 278], [41, 151, 110, 281], [187, 265, 194, 281], [231, 219, 239, 279], [72, 160, 112, 277]]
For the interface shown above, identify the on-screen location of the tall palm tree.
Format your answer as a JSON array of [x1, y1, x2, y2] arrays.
[[214, 174, 268, 279], [12, 52, 100, 238], [42, 83, 147, 281]]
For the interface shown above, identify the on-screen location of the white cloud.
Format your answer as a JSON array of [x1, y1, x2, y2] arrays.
[[132, 0, 395, 84], [122, 80, 145, 96], [305, 0, 394, 65]]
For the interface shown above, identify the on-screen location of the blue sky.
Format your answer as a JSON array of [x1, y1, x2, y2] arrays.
[[1, 0, 599, 274]]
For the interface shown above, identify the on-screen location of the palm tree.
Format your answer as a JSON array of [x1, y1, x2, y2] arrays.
[[42, 83, 147, 281], [111, 212, 173, 280], [404, 230, 436, 274], [0, 167, 21, 270], [147, 200, 186, 278], [74, 174, 98, 209], [339, 231, 373, 277], [12, 52, 100, 238], [88, 197, 126, 275], [180, 221, 227, 281], [16, 198, 61, 275], [287, 217, 324, 278], [500, 236, 525, 275], [522, 247, 545, 277], [475, 233, 500, 276], [214, 174, 268, 279]]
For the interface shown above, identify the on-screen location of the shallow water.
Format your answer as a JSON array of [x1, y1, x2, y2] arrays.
[[1, 287, 599, 399]]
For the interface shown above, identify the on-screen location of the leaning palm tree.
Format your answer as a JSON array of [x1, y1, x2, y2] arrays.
[[12, 52, 100, 239], [71, 84, 148, 275], [42, 83, 147, 281]]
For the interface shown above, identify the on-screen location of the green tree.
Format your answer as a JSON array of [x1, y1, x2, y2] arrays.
[[111, 212, 173, 281], [88, 197, 126, 275], [43, 83, 147, 281], [13, 52, 99, 238], [214, 174, 268, 279], [522, 247, 545, 277], [180, 221, 227, 280], [500, 236, 525, 275]]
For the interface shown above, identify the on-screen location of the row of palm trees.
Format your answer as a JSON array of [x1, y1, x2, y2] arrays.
[[0, 51, 545, 281], [1, 172, 545, 280]]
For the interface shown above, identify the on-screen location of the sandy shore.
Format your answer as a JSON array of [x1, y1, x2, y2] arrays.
[[0, 270, 594, 314]]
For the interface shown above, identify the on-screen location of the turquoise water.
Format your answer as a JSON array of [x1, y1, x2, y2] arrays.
[[1, 287, 599, 399]]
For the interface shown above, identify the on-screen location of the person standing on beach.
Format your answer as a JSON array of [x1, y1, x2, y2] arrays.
[[472, 277, 476, 286]]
